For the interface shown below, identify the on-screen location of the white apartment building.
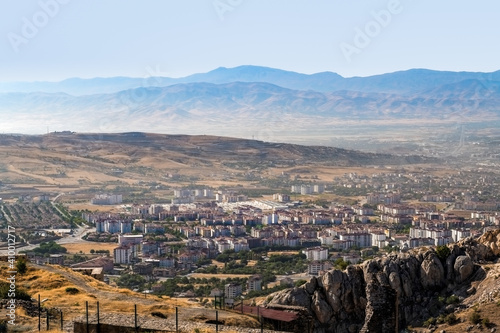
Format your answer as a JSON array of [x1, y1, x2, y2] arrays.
[[370, 232, 387, 248], [118, 234, 144, 246], [302, 247, 329, 261], [308, 261, 332, 275], [225, 283, 242, 299], [451, 228, 471, 242], [113, 245, 135, 264], [339, 233, 372, 248], [247, 275, 262, 292], [91, 194, 123, 205], [96, 219, 132, 234]]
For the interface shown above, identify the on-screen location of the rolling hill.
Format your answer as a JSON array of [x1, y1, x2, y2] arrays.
[[0, 132, 434, 189], [1, 80, 499, 137]]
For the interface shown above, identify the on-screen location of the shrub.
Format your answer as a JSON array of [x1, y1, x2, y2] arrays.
[[436, 245, 450, 261], [65, 287, 79, 295], [446, 295, 460, 305], [16, 256, 28, 275], [423, 317, 436, 327], [294, 279, 307, 287], [0, 282, 31, 301], [469, 311, 481, 325], [334, 258, 350, 270], [444, 313, 458, 325], [151, 311, 167, 319]]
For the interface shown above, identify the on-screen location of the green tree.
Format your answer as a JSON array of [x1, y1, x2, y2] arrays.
[[436, 245, 450, 261], [16, 256, 27, 275], [334, 258, 350, 270]]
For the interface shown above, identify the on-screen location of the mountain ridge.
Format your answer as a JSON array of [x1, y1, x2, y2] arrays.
[[2, 66, 499, 147], [2, 65, 500, 95], [2, 80, 499, 117]]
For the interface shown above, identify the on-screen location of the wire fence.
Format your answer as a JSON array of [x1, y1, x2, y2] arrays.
[[33, 295, 298, 333]]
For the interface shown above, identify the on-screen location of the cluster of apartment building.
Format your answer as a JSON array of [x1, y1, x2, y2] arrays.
[[79, 191, 500, 283], [290, 184, 325, 195], [366, 192, 401, 204], [170, 188, 250, 204], [90, 194, 122, 205]]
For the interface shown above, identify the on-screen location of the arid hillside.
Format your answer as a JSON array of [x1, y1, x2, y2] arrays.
[[0, 262, 267, 332], [0, 132, 433, 189]]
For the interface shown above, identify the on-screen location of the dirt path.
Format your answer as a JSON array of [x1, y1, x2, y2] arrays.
[[7, 164, 58, 185]]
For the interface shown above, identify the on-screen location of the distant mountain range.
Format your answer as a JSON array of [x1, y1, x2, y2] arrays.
[[0, 66, 500, 95], [0, 66, 499, 147], [2, 65, 500, 95]]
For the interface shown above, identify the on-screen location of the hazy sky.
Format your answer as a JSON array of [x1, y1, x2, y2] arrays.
[[1, 0, 499, 81]]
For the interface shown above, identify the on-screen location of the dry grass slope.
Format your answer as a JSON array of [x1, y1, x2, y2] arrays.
[[0, 262, 265, 332], [0, 132, 434, 188]]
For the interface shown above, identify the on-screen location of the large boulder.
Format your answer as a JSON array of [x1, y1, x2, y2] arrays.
[[454, 255, 474, 283], [311, 290, 333, 324], [478, 229, 500, 256], [420, 253, 445, 289], [269, 286, 311, 309]]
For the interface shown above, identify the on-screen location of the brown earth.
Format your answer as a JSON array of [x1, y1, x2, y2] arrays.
[[0, 132, 435, 191], [0, 262, 265, 332]]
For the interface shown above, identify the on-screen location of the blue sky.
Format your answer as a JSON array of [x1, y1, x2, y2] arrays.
[[1, 0, 499, 81]]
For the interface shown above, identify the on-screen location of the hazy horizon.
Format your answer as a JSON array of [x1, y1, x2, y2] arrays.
[[2, 65, 500, 84], [1, 1, 499, 81]]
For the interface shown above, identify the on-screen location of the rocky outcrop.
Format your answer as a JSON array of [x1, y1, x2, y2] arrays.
[[478, 230, 500, 256], [454, 255, 474, 283], [267, 229, 500, 333]]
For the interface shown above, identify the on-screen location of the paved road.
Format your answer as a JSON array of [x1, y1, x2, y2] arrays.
[[0, 226, 94, 255], [0, 204, 12, 223], [443, 203, 456, 213], [50, 193, 71, 219]]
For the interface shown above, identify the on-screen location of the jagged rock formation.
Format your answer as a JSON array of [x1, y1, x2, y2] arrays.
[[267, 229, 500, 333]]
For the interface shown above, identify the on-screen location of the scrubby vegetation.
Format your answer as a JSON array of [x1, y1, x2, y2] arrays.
[[32, 241, 67, 255], [0, 281, 31, 301], [198, 250, 307, 279]]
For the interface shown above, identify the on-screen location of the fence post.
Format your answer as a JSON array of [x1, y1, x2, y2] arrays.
[[38, 294, 41, 332], [46, 309, 49, 330], [86, 301, 89, 333], [135, 304, 138, 332], [97, 301, 100, 333], [60, 310, 63, 331], [216, 310, 219, 332], [175, 307, 178, 333]]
